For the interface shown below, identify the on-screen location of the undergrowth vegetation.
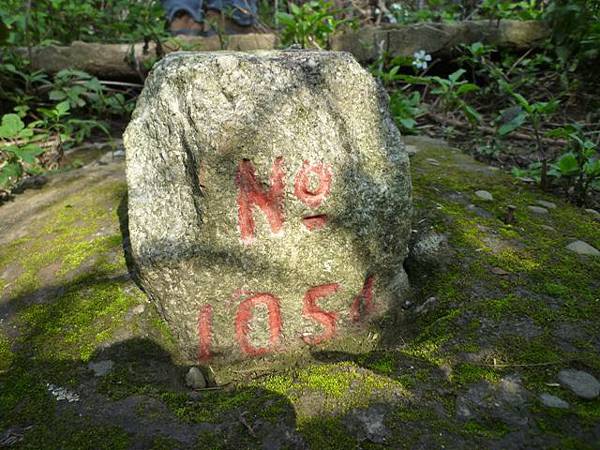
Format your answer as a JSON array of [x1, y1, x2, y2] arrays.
[[1, 0, 599, 207]]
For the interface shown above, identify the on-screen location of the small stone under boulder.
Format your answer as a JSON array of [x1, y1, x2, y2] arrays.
[[124, 51, 412, 364]]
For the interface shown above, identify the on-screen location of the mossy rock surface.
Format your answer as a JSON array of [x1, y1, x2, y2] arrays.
[[1, 137, 599, 448]]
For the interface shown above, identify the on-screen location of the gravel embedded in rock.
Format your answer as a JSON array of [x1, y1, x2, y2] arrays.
[[185, 367, 207, 390], [475, 190, 493, 201], [558, 369, 600, 399], [566, 241, 600, 256], [540, 393, 569, 409]]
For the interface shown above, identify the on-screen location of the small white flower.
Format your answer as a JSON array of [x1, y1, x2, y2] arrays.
[[412, 50, 432, 71], [374, 7, 381, 15], [413, 50, 426, 60], [412, 60, 428, 70]]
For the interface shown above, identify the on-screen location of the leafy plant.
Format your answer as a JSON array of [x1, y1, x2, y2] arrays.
[[0, 114, 44, 193], [548, 126, 600, 205], [545, 0, 600, 70], [0, 0, 168, 46], [480, 0, 544, 23], [389, 91, 425, 134], [418, 69, 481, 124], [276, 1, 352, 49], [496, 80, 559, 189]]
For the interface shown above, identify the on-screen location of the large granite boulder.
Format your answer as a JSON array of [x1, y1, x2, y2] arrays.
[[124, 50, 412, 364]]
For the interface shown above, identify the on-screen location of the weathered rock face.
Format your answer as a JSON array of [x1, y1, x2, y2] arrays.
[[124, 50, 412, 364]]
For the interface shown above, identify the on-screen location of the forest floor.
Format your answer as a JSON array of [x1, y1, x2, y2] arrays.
[[1, 136, 599, 449]]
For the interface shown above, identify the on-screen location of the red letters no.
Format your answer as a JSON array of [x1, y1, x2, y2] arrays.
[[294, 161, 333, 208], [197, 304, 213, 361], [302, 283, 340, 345], [235, 293, 283, 356], [236, 157, 285, 244], [350, 276, 375, 322]]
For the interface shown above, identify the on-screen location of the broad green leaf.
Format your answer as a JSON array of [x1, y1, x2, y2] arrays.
[[0, 162, 23, 187], [498, 112, 527, 136], [0, 113, 25, 138], [49, 90, 67, 101], [289, 3, 301, 16], [15, 144, 45, 164], [584, 159, 600, 177], [55, 101, 70, 116], [555, 153, 579, 176], [399, 118, 416, 129]]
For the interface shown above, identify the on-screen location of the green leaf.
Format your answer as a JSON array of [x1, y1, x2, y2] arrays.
[[49, 90, 67, 101], [0, 114, 25, 139], [0, 162, 23, 188], [584, 159, 600, 177], [399, 118, 416, 129], [289, 3, 301, 16], [55, 101, 71, 116], [555, 153, 579, 176], [456, 83, 479, 95], [15, 144, 45, 164], [498, 112, 527, 136], [448, 69, 466, 83], [462, 105, 482, 124]]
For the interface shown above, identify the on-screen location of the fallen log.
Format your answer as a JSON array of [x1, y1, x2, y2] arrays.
[[16, 20, 549, 80], [20, 33, 278, 81], [425, 112, 568, 146], [330, 20, 549, 63]]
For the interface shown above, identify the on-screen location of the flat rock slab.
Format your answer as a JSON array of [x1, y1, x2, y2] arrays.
[[124, 50, 412, 364], [558, 370, 600, 399]]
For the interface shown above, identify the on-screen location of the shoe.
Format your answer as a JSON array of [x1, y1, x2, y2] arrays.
[[169, 11, 204, 36], [204, 9, 263, 35]]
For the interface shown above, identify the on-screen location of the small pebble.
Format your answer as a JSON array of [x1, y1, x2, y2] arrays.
[[517, 177, 535, 183], [490, 267, 509, 276], [566, 240, 600, 256], [558, 369, 600, 399], [475, 190, 493, 201], [584, 209, 600, 219], [528, 206, 549, 215], [185, 367, 207, 390], [536, 200, 556, 209], [540, 393, 569, 409]]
